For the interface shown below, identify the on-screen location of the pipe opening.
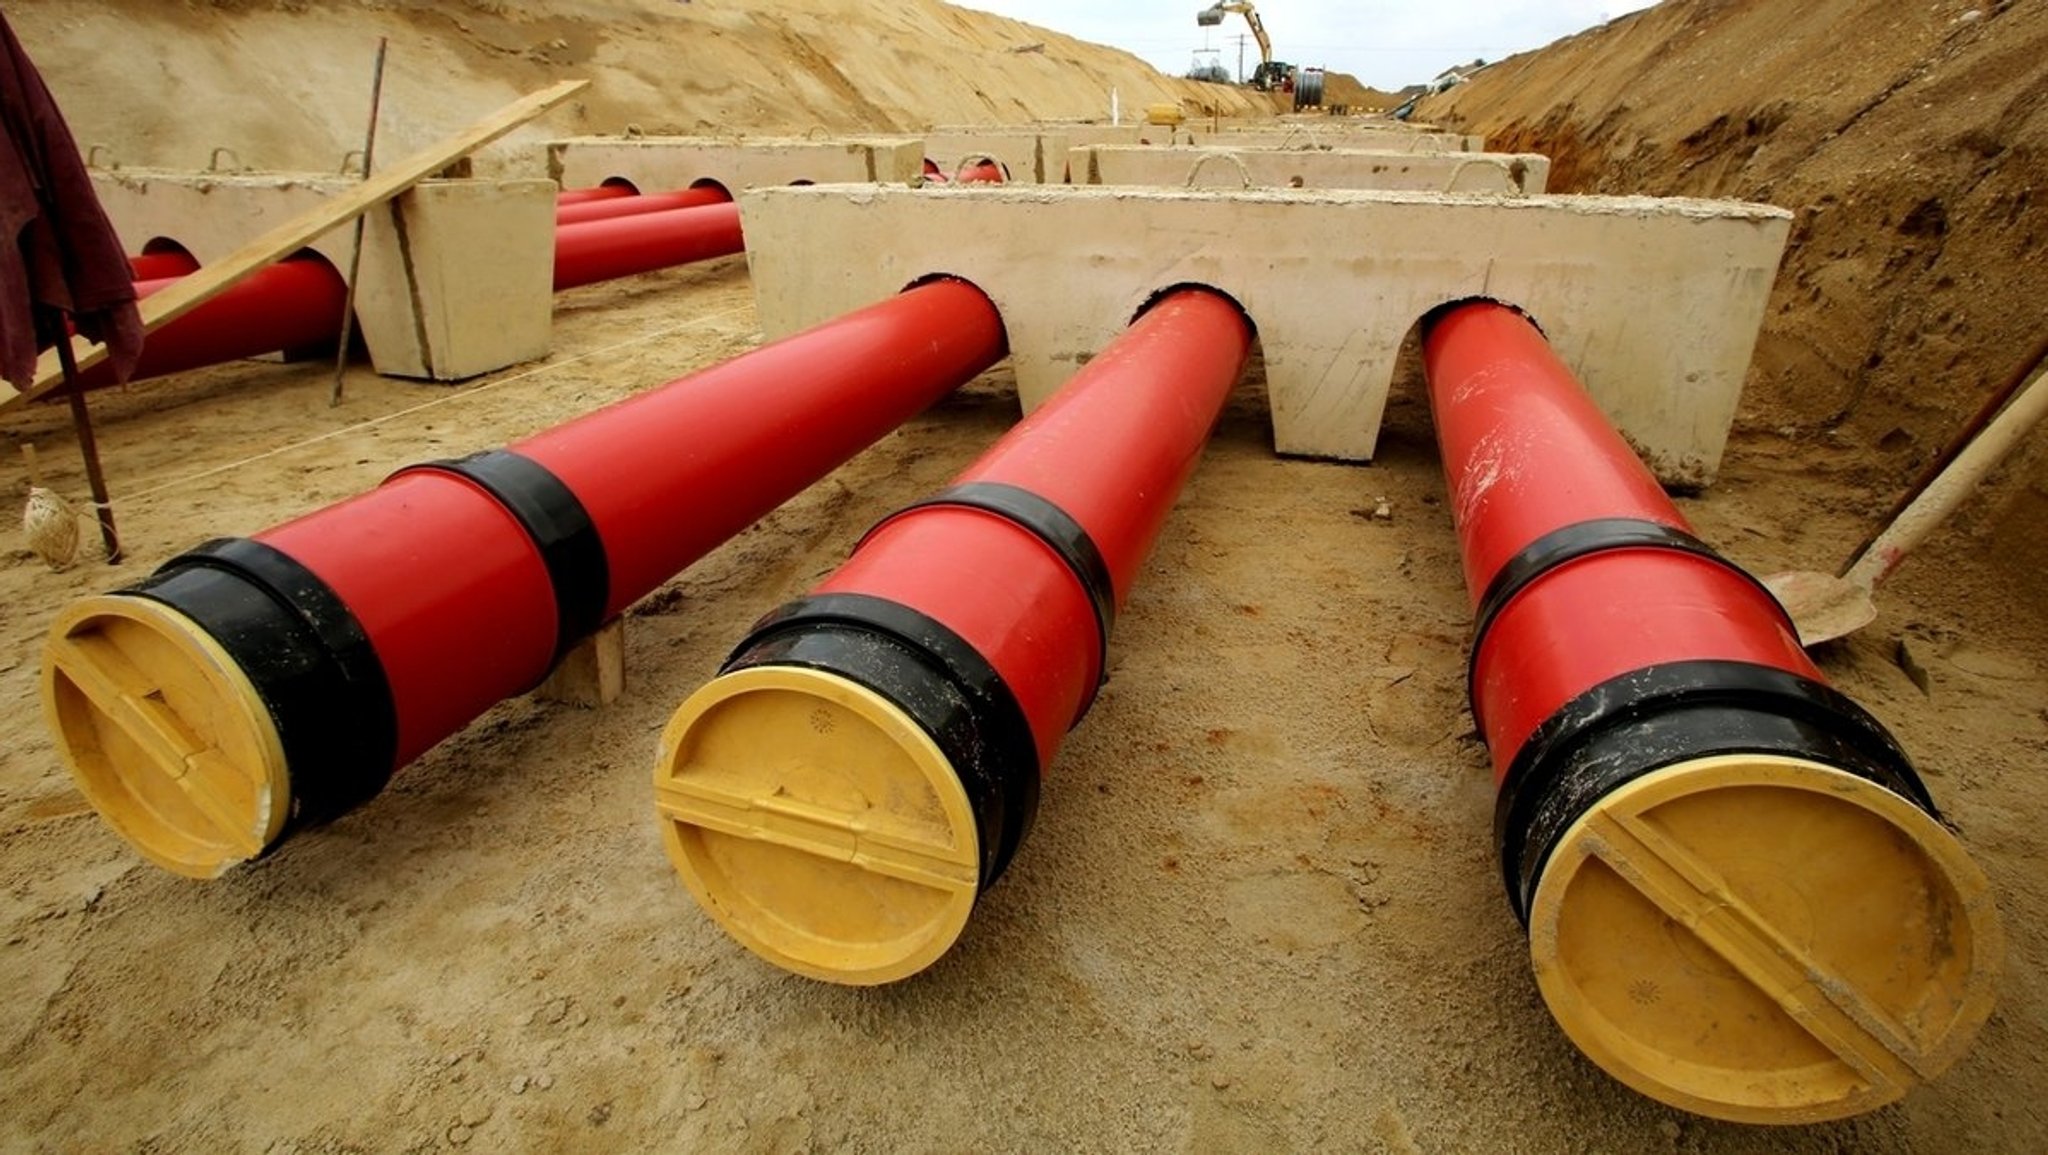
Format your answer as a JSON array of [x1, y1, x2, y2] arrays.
[[688, 178, 734, 202], [598, 176, 640, 194], [900, 273, 1009, 357], [140, 236, 194, 258], [1418, 295, 1549, 343], [1130, 281, 1256, 342]]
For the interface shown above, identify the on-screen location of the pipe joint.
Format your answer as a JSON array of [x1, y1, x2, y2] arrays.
[[136, 538, 400, 827], [392, 450, 611, 676], [1493, 659, 1935, 925], [860, 482, 1115, 724], [1466, 517, 1796, 724], [719, 592, 1042, 888]]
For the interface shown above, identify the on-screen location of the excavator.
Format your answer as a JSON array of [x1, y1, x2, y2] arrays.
[[1195, 2, 1324, 108]]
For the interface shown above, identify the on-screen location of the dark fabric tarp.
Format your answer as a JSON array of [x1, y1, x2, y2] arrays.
[[0, 10, 141, 392]]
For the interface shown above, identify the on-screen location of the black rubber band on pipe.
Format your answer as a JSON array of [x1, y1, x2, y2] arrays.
[[127, 537, 400, 832], [859, 481, 1116, 725], [1492, 658, 1936, 926], [723, 592, 1042, 889], [395, 450, 611, 675], [1467, 518, 1797, 724]]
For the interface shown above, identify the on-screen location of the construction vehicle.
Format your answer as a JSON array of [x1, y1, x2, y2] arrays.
[[1194, 2, 1323, 109]]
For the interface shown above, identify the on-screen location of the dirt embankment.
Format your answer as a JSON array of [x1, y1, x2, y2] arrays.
[[1425, 0, 2048, 600], [9, 0, 1266, 173]]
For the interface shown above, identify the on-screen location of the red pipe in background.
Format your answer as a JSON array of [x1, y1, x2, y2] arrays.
[[653, 286, 1253, 985], [954, 159, 1006, 184], [555, 184, 636, 206], [73, 257, 347, 390], [555, 184, 731, 226], [59, 206, 748, 396], [129, 249, 200, 281], [553, 201, 746, 292], [921, 158, 949, 184], [42, 279, 1008, 880], [1424, 300, 2000, 1125]]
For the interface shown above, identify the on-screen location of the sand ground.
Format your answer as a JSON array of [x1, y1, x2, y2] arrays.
[[2, 0, 2046, 1149], [2, 254, 2043, 1151]]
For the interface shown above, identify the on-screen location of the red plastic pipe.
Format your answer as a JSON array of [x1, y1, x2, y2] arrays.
[[955, 159, 1006, 184], [66, 206, 744, 395], [556, 184, 636, 206], [922, 158, 949, 184], [1423, 300, 1995, 1125], [72, 257, 346, 390], [45, 278, 1006, 879], [129, 250, 200, 281], [655, 287, 1251, 984], [824, 288, 1249, 765], [1425, 302, 1819, 777], [553, 201, 746, 291], [555, 185, 731, 226]]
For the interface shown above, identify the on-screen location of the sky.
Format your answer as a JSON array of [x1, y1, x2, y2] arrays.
[[946, 0, 1660, 92]]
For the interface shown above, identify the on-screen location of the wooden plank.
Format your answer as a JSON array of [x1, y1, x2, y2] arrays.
[[3, 78, 589, 410]]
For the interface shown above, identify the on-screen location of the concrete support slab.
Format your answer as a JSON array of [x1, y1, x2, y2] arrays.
[[1207, 127, 1490, 152], [740, 186, 1792, 488], [1072, 146, 1550, 194], [546, 136, 923, 193], [355, 179, 556, 380], [915, 131, 1069, 184], [91, 171, 555, 381]]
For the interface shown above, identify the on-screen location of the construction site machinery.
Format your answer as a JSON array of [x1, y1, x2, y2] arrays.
[[1195, 2, 1322, 109]]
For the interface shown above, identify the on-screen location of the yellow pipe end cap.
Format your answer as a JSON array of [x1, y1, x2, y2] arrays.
[[40, 596, 290, 880], [1528, 754, 2003, 1124], [653, 665, 980, 986]]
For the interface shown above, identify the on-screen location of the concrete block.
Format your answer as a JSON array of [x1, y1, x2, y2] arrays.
[[914, 131, 1070, 184], [90, 171, 554, 381], [547, 136, 923, 193], [1208, 127, 1489, 152], [739, 185, 1793, 488], [1072, 146, 1550, 194], [92, 168, 356, 269], [355, 179, 555, 381]]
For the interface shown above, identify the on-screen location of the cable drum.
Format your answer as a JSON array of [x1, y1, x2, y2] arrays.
[[1293, 69, 1325, 111]]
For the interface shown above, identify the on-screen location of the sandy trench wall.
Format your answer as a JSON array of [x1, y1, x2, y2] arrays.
[[7, 0, 1267, 179], [1423, 0, 2048, 602]]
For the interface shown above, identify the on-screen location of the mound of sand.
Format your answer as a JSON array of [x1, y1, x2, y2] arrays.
[[8, 0, 1268, 174], [1, 3, 2045, 1151]]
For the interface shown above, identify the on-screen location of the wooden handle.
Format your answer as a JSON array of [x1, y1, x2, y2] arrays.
[[1842, 362, 2048, 592]]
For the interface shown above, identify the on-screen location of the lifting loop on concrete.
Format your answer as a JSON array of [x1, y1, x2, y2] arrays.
[[1183, 152, 1254, 189], [1440, 158, 1515, 194], [207, 147, 243, 173]]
